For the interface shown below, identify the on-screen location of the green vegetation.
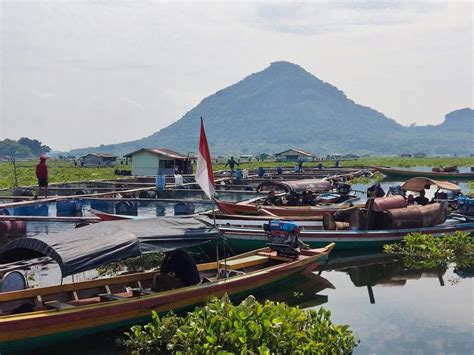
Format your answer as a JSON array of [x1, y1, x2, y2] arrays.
[[0, 160, 129, 189], [122, 295, 357, 354], [384, 232, 474, 270]]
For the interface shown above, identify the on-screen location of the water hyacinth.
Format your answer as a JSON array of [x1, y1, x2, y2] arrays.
[[384, 231, 474, 270], [121, 295, 357, 354]]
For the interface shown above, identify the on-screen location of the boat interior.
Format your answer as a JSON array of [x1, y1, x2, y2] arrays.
[[0, 248, 309, 316]]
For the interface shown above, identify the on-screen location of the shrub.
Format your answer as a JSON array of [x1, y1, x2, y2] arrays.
[[121, 295, 357, 354]]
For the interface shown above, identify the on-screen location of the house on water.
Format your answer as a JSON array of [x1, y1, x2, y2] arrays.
[[124, 148, 194, 176], [80, 153, 117, 167], [274, 149, 314, 162]]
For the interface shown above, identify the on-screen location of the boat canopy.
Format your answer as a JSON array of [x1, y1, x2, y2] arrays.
[[257, 179, 332, 194], [0, 217, 218, 277], [401, 177, 461, 193]]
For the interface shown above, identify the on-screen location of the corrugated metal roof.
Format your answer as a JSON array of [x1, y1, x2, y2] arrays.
[[124, 148, 191, 160], [81, 153, 117, 159], [275, 148, 314, 157]]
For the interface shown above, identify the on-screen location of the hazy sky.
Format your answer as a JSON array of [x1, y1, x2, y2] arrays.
[[1, 1, 472, 151]]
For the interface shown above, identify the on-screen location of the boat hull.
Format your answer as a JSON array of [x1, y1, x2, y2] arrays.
[[375, 167, 474, 181], [219, 222, 474, 252]]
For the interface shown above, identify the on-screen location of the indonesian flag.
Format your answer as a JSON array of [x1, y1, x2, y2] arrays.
[[195, 117, 215, 199]]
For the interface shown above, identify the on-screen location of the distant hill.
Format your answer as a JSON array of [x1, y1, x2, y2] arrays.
[[70, 62, 473, 156]]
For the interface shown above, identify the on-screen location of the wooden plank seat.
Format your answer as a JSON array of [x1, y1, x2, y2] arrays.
[[130, 288, 155, 297], [44, 300, 75, 310], [256, 251, 294, 262], [97, 293, 127, 302], [219, 254, 270, 270]]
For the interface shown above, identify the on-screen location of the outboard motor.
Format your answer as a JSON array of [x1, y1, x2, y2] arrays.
[[367, 183, 385, 198], [457, 195, 474, 216], [263, 220, 301, 259]]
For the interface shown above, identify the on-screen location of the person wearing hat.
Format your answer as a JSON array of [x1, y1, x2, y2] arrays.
[[36, 155, 49, 197]]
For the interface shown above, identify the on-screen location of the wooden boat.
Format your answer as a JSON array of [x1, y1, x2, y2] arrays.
[[0, 217, 334, 352], [91, 209, 140, 221], [215, 199, 359, 217], [375, 166, 474, 181], [218, 218, 474, 252]]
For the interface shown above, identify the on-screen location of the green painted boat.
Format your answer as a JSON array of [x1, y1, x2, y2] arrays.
[[374, 166, 474, 181]]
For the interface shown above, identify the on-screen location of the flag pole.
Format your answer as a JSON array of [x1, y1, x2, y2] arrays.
[[195, 117, 220, 277]]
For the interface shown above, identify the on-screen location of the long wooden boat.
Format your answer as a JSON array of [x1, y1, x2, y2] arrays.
[[215, 199, 359, 217], [218, 219, 474, 252], [0, 243, 334, 351], [375, 166, 474, 181]]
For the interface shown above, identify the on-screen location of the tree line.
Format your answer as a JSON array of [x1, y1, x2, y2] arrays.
[[0, 137, 51, 158]]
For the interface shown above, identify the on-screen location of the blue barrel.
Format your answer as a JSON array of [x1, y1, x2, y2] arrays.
[[258, 167, 265, 177], [115, 201, 138, 216], [235, 169, 242, 181], [156, 174, 166, 190], [174, 202, 195, 215], [294, 165, 300, 173], [56, 200, 83, 216], [276, 167, 283, 175], [318, 163, 323, 170], [90, 200, 115, 214], [14, 204, 49, 217]]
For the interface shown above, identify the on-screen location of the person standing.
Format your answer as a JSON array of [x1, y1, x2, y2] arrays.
[[36, 155, 49, 197], [225, 156, 240, 176]]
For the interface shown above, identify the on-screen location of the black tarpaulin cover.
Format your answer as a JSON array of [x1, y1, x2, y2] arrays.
[[0, 217, 218, 277]]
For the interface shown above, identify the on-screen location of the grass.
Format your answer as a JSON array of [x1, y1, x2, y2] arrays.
[[1, 156, 471, 189], [0, 160, 130, 189]]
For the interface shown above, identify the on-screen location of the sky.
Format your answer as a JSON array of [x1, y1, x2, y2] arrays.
[[1, 0, 472, 151]]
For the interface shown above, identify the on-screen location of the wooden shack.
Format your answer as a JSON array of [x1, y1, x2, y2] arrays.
[[80, 153, 117, 167], [124, 148, 194, 176], [274, 149, 314, 162]]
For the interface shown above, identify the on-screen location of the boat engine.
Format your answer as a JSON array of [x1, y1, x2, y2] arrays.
[[457, 195, 474, 216], [263, 220, 302, 259]]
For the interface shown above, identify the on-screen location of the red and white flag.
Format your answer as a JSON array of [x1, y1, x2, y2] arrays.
[[196, 117, 215, 199]]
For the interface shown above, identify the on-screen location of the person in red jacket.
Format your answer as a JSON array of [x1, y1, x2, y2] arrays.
[[36, 155, 49, 197]]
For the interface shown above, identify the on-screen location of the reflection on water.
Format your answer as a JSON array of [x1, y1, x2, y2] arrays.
[[320, 251, 473, 354]]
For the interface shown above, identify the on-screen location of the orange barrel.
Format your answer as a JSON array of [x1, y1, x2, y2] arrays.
[[386, 206, 423, 229], [0, 221, 13, 235], [387, 203, 442, 229], [11, 221, 27, 235], [323, 213, 337, 230], [370, 195, 407, 212], [406, 203, 442, 227]]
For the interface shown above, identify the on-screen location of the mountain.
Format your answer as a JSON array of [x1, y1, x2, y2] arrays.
[[70, 62, 473, 156]]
